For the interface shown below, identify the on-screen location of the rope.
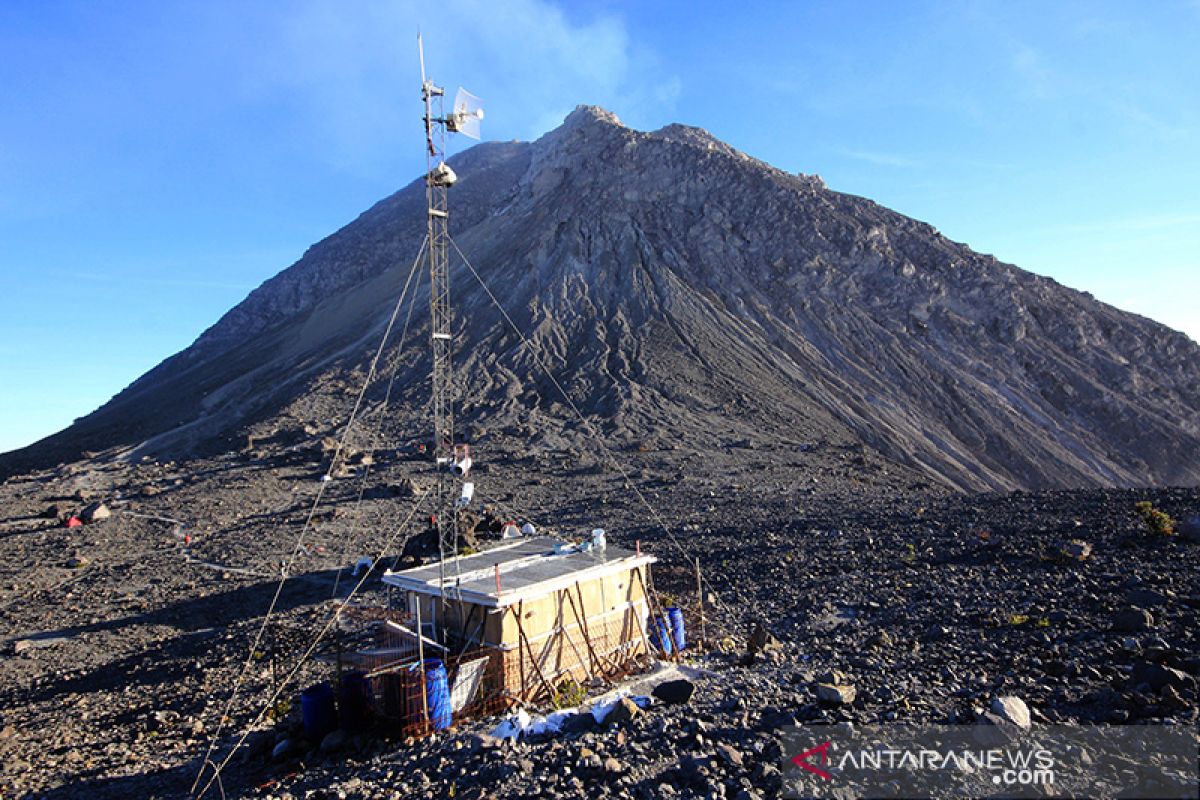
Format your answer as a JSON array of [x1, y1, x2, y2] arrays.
[[330, 241, 426, 598], [194, 488, 431, 799], [449, 238, 750, 621], [190, 237, 429, 795]]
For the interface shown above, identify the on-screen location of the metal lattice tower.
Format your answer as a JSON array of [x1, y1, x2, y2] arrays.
[[422, 80, 454, 469], [418, 40, 483, 602], [420, 56, 457, 588]]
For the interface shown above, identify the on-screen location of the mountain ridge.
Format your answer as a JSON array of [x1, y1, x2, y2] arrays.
[[3, 105, 1198, 490]]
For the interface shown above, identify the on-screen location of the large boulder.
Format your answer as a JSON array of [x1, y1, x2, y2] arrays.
[[816, 683, 857, 706], [989, 696, 1031, 729], [1111, 608, 1155, 633], [1130, 661, 1196, 692], [652, 678, 695, 705]]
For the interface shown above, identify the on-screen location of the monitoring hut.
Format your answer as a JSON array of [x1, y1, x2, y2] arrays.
[[380, 536, 657, 709]]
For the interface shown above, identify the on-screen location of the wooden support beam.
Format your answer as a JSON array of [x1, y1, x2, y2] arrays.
[[556, 588, 596, 682], [630, 567, 658, 660], [569, 580, 618, 674], [514, 600, 557, 702], [415, 598, 430, 730]]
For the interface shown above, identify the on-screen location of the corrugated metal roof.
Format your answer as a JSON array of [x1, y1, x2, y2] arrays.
[[381, 536, 655, 607]]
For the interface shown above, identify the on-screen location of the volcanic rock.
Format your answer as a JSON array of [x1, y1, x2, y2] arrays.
[[652, 678, 696, 705], [816, 683, 857, 706], [602, 697, 642, 727], [1062, 539, 1093, 561], [80, 502, 110, 523], [1112, 608, 1155, 632], [989, 696, 1032, 729], [1130, 661, 1195, 692], [4, 108, 1199, 494], [747, 625, 783, 656]]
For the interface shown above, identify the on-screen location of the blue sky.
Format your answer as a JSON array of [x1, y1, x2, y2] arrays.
[[2, 0, 1198, 454]]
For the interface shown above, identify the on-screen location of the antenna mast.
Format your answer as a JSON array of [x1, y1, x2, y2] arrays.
[[417, 35, 483, 599]]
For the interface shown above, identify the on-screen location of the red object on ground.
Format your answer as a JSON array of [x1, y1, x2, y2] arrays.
[[66, 516, 83, 528], [183, 533, 191, 545]]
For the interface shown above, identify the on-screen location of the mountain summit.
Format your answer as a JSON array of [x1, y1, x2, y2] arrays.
[[4, 106, 1199, 490]]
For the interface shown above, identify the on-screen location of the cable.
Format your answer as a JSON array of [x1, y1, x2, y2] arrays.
[[190, 237, 429, 794], [449, 237, 750, 619], [330, 242, 426, 598], [194, 488, 432, 799]]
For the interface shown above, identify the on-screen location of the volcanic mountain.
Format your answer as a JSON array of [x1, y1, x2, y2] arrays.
[[4, 105, 1199, 491]]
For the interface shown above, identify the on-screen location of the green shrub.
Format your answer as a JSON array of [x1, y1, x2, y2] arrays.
[[1134, 501, 1176, 536], [551, 678, 587, 710]]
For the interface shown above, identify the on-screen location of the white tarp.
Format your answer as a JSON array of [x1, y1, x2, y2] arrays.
[[450, 655, 489, 713]]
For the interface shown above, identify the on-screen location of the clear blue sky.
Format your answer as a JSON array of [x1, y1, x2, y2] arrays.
[[2, 0, 1198, 454]]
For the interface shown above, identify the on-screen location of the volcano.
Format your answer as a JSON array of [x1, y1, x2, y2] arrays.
[[4, 105, 1198, 491]]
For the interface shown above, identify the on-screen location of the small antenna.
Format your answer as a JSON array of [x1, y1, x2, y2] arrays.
[[417, 31, 426, 85], [448, 88, 485, 140]]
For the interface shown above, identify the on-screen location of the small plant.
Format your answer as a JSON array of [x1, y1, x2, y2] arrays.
[[1135, 501, 1176, 536], [266, 698, 292, 722], [551, 678, 587, 710]]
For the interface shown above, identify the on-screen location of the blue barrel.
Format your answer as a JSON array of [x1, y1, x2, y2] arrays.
[[339, 670, 373, 730], [300, 681, 337, 741], [667, 606, 686, 651], [649, 614, 673, 655], [416, 659, 452, 730]]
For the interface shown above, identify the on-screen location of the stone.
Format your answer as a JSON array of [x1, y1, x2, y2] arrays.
[[652, 679, 695, 705], [715, 742, 744, 767], [465, 732, 501, 752], [320, 729, 348, 753], [561, 712, 596, 733], [272, 739, 295, 760], [603, 697, 642, 727], [747, 624, 782, 656], [1178, 515, 1200, 543], [1112, 608, 1155, 632], [1062, 539, 1092, 561], [989, 696, 1031, 730], [81, 502, 111, 523], [1125, 588, 1170, 608], [816, 684, 857, 706], [866, 630, 894, 649], [577, 747, 602, 770], [1130, 661, 1195, 692], [923, 624, 950, 642], [602, 756, 624, 774], [753, 762, 781, 781]]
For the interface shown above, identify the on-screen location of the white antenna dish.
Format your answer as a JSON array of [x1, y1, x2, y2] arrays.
[[447, 88, 484, 139]]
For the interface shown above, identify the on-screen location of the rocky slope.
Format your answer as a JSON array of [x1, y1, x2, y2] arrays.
[[1, 448, 1196, 797], [3, 106, 1199, 492]]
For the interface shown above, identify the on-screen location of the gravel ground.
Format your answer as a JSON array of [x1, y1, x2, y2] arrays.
[[0, 444, 1196, 799]]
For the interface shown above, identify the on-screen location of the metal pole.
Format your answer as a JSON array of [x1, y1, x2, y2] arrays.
[[415, 598, 429, 731]]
